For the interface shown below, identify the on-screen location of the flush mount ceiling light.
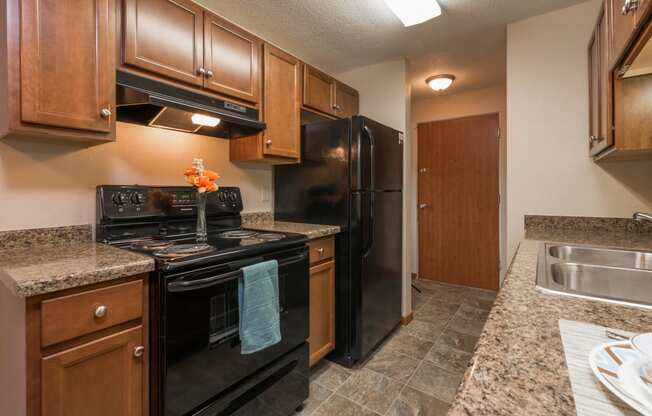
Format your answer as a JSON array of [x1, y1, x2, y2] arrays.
[[383, 0, 442, 27], [191, 113, 221, 127], [426, 74, 455, 91]]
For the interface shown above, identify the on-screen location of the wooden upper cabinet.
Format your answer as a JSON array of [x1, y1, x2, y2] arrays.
[[334, 81, 359, 119], [203, 12, 261, 104], [123, 0, 204, 86], [589, 5, 613, 156], [610, 0, 638, 69], [263, 44, 301, 159], [42, 326, 144, 416], [303, 64, 336, 116], [19, 0, 115, 133]]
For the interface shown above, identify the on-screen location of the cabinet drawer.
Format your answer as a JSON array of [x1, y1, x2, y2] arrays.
[[308, 237, 335, 265], [41, 280, 143, 347]]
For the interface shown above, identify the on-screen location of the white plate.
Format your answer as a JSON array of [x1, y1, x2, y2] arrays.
[[632, 333, 652, 361], [589, 340, 652, 416], [618, 358, 652, 408]]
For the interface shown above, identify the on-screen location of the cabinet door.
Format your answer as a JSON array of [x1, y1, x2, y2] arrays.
[[308, 260, 335, 367], [123, 0, 204, 86], [610, 0, 637, 68], [334, 82, 359, 119], [263, 44, 301, 159], [303, 65, 336, 116], [204, 12, 261, 103], [20, 0, 115, 133], [42, 326, 144, 416]]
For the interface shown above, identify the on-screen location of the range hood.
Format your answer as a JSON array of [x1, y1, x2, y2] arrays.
[[116, 71, 266, 139]]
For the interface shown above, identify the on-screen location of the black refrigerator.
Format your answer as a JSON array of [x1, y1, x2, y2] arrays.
[[274, 115, 403, 367]]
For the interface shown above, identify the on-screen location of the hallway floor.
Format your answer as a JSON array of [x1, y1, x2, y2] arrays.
[[299, 280, 497, 416]]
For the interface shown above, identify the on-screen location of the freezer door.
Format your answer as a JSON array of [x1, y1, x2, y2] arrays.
[[351, 117, 404, 192], [351, 190, 403, 361]]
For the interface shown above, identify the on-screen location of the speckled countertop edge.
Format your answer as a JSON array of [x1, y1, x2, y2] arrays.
[[448, 231, 652, 416], [241, 212, 341, 240], [0, 225, 155, 297]]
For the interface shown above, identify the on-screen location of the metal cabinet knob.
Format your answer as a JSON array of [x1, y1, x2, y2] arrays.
[[94, 305, 108, 318], [589, 135, 604, 145], [133, 346, 145, 358], [265, 139, 273, 145], [198, 68, 206, 75], [333, 104, 341, 110], [100, 108, 111, 118], [316, 247, 325, 255], [418, 203, 429, 209], [206, 70, 214, 78], [622, 0, 639, 15], [419, 168, 427, 173]]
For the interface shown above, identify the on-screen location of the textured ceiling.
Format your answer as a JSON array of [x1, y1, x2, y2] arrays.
[[195, 0, 589, 99]]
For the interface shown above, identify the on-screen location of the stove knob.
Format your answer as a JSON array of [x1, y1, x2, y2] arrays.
[[112, 192, 126, 205], [218, 192, 226, 202], [229, 192, 238, 202], [131, 193, 144, 204]]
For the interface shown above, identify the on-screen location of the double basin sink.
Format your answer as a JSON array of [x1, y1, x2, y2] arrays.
[[537, 243, 652, 309]]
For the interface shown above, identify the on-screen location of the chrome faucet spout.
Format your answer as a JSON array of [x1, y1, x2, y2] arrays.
[[633, 212, 652, 222]]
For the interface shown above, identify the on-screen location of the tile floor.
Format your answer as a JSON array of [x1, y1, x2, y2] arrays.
[[299, 280, 497, 416]]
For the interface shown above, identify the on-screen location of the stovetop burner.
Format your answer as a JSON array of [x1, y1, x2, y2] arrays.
[[219, 230, 259, 239], [129, 239, 175, 251], [255, 233, 285, 241], [153, 243, 216, 258]]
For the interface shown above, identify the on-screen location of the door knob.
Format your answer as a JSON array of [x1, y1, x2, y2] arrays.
[[94, 305, 107, 318], [265, 139, 273, 145], [133, 346, 145, 358], [418, 203, 429, 209], [100, 108, 111, 118]]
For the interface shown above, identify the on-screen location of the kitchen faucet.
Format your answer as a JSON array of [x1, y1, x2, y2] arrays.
[[633, 212, 652, 222]]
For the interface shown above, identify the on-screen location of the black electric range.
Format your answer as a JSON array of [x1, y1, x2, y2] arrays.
[[97, 185, 310, 416]]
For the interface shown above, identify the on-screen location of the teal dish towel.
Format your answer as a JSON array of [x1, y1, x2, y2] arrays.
[[238, 260, 282, 354]]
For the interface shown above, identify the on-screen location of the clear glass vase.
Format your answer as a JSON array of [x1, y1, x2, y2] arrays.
[[196, 190, 208, 244]]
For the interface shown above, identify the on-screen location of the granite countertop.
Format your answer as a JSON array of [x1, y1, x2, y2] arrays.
[[249, 221, 341, 240], [0, 226, 154, 298], [241, 213, 341, 240], [448, 228, 652, 415]]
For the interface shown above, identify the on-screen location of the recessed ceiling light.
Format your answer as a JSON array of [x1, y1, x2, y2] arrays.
[[191, 113, 221, 127], [383, 0, 442, 27], [426, 74, 455, 91]]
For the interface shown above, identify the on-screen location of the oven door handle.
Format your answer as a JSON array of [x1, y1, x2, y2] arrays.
[[167, 252, 308, 292]]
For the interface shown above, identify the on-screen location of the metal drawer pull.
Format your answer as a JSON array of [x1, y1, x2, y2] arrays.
[[94, 305, 107, 318], [316, 247, 325, 255], [133, 346, 145, 358]]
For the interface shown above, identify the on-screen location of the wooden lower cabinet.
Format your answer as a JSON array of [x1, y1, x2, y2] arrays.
[[42, 326, 144, 416], [0, 274, 150, 416], [308, 236, 336, 367]]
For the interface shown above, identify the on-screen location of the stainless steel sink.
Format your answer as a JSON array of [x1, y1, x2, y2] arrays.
[[537, 243, 652, 309], [549, 245, 652, 270]]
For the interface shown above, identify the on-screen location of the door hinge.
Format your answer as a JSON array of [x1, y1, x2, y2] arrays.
[[398, 132, 404, 145]]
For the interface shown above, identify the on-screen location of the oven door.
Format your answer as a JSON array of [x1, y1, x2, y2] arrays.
[[161, 246, 309, 416]]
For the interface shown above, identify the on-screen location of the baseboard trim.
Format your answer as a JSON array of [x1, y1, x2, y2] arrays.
[[401, 312, 414, 326]]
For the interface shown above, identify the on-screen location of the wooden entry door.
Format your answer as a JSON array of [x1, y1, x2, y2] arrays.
[[418, 113, 500, 290]]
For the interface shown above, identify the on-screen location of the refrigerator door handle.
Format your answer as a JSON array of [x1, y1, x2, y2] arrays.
[[362, 125, 375, 190], [368, 193, 375, 256]]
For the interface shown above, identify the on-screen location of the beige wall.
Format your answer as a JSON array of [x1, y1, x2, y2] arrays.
[[411, 84, 508, 281], [507, 0, 652, 261], [0, 123, 273, 231], [337, 59, 414, 317]]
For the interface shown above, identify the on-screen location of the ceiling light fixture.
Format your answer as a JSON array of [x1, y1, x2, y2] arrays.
[[426, 74, 455, 91], [191, 113, 221, 127], [383, 0, 442, 27]]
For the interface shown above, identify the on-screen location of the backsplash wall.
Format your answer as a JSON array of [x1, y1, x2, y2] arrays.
[[0, 123, 273, 231]]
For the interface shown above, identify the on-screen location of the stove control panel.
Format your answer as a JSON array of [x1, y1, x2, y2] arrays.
[[97, 185, 244, 220]]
